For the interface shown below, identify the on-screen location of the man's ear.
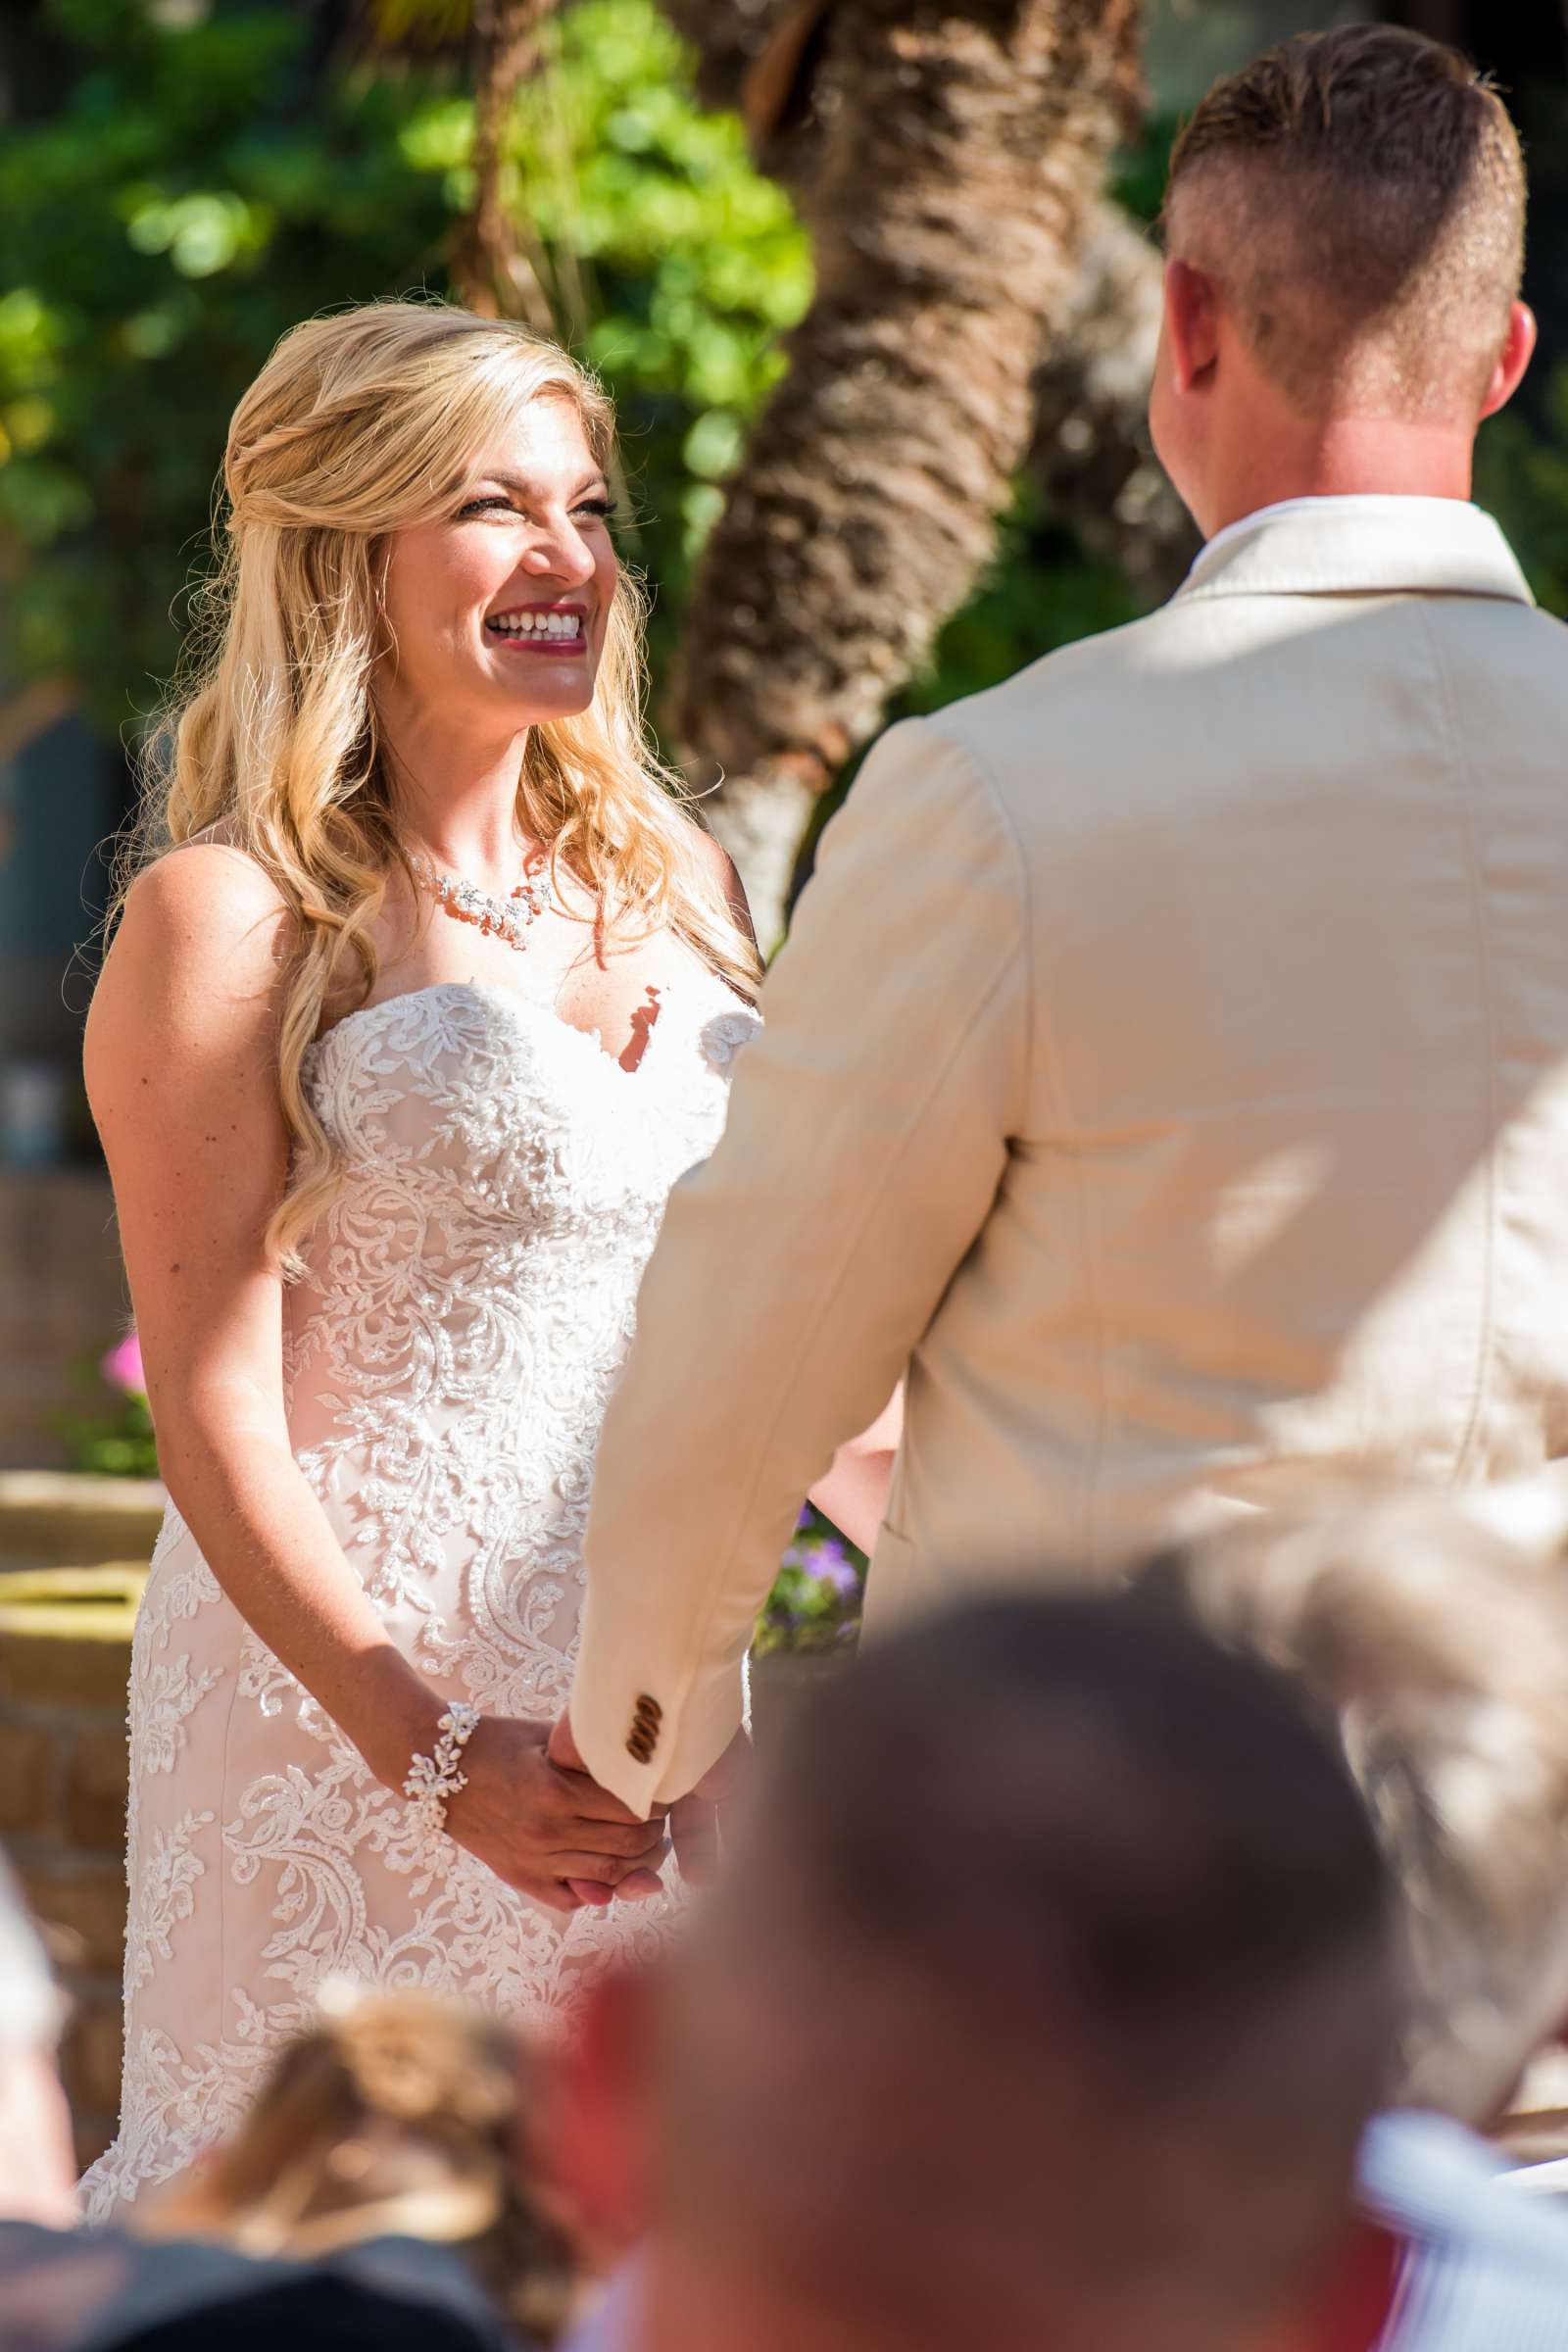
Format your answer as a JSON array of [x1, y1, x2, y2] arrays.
[[1164, 257, 1222, 396], [1480, 300, 1538, 421]]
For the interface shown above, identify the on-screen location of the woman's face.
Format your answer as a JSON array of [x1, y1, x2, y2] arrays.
[[377, 395, 619, 739]]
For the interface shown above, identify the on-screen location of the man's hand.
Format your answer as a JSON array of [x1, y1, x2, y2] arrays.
[[547, 1712, 669, 1908], [545, 1714, 752, 1898], [443, 1716, 668, 1914], [669, 1726, 753, 1888]]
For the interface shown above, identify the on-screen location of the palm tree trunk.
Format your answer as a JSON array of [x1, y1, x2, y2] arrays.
[[656, 0, 802, 114], [662, 0, 1191, 602], [448, 0, 561, 328], [1027, 200, 1196, 607], [662, 0, 1144, 940]]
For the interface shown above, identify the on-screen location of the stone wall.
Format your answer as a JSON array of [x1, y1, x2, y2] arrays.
[[0, 1472, 165, 1578], [0, 1463, 158, 2172], [0, 1172, 127, 1471]]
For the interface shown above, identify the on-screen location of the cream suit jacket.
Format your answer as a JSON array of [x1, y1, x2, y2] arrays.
[[573, 496, 1568, 1810]]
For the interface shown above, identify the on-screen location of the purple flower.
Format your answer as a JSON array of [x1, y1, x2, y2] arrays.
[[101, 1328, 146, 1396], [814, 1540, 860, 1601]]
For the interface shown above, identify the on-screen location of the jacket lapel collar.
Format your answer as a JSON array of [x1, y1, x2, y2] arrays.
[[1176, 498, 1535, 607]]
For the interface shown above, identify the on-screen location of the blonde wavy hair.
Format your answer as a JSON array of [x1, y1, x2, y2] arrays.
[[122, 299, 760, 1272], [147, 1985, 576, 2342]]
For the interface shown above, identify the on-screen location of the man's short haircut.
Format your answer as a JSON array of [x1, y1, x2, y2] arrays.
[[659, 1592, 1394, 2348], [1164, 25, 1526, 418], [1167, 1497, 1568, 2127]]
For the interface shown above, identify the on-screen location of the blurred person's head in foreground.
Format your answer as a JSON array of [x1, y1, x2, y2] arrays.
[[563, 1592, 1396, 2352], [0, 1851, 74, 2227], [1166, 1498, 1568, 2132], [148, 1985, 574, 2343], [1152, 25, 1536, 536]]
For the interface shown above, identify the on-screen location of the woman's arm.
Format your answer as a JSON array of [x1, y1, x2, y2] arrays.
[[87, 844, 662, 1910], [808, 1386, 904, 1557]]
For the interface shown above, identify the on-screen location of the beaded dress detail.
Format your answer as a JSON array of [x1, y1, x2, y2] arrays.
[[81, 966, 760, 2220]]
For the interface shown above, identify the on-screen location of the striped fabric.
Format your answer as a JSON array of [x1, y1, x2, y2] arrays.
[[1362, 2112, 1568, 2349]]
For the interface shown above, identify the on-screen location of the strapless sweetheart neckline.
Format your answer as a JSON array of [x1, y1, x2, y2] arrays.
[[308, 968, 747, 1081]]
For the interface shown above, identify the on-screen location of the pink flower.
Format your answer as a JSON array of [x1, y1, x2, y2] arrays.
[[101, 1328, 146, 1396]]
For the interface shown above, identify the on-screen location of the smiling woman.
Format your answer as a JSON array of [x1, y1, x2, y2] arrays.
[[138, 301, 760, 1275], [378, 404, 619, 747], [74, 299, 781, 2221]]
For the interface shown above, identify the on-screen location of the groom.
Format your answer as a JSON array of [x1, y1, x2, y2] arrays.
[[558, 25, 1568, 1821]]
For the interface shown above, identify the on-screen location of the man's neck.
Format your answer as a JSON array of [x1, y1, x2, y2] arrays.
[[1200, 414, 1478, 542]]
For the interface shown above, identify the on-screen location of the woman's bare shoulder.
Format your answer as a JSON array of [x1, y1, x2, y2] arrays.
[[123, 832, 291, 935], [688, 821, 757, 948], [103, 837, 295, 1021]]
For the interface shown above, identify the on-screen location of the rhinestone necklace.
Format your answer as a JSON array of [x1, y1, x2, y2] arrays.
[[409, 846, 557, 955]]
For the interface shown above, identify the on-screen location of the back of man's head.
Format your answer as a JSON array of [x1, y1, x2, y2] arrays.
[[652, 1593, 1394, 2352], [1164, 25, 1525, 421], [1169, 1497, 1568, 2129]]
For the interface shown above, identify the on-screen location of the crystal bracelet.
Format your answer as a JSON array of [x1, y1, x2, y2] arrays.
[[403, 1701, 481, 1855]]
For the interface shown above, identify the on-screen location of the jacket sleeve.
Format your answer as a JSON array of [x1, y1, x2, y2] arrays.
[[571, 716, 1030, 1810]]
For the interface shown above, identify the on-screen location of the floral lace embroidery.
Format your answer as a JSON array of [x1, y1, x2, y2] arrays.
[[123, 1811, 214, 1995], [81, 973, 760, 2222], [139, 1659, 223, 1774]]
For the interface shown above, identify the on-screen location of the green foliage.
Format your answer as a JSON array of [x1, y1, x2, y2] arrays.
[[503, 0, 811, 675], [1111, 110, 1181, 230], [0, 0, 809, 735], [753, 1507, 866, 1658], [1478, 365, 1568, 618], [0, 1, 454, 731], [1, 0, 1151, 773], [53, 1364, 160, 1479], [373, 0, 473, 38]]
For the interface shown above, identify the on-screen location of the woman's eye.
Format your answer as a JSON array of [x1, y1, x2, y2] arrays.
[[456, 494, 617, 521]]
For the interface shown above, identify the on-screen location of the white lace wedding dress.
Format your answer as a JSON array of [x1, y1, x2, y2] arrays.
[[81, 967, 760, 2220]]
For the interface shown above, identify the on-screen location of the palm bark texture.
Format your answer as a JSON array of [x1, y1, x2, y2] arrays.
[[449, 0, 563, 327], [658, 0, 1146, 933]]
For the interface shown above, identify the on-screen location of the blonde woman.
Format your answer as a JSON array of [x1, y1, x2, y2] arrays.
[[80, 301, 893, 2219]]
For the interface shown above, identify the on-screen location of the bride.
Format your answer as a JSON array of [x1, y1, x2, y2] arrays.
[[80, 300, 893, 2218]]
